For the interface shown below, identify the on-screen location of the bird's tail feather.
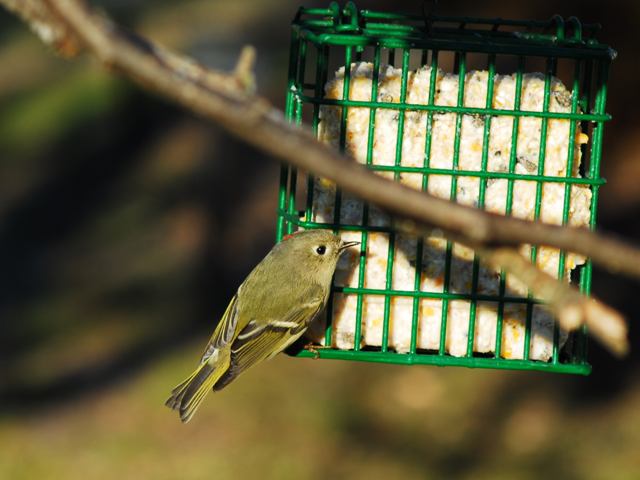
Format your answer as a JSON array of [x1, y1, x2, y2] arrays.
[[165, 349, 230, 423]]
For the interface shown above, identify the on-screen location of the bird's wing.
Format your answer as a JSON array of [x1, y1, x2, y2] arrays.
[[213, 287, 325, 390], [199, 293, 239, 363]]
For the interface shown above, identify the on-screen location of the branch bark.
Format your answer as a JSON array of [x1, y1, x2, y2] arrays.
[[1, 0, 80, 56], [479, 247, 627, 356], [34, 0, 640, 279], [1, 0, 633, 354]]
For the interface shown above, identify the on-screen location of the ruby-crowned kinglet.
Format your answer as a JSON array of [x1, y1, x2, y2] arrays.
[[165, 229, 358, 422]]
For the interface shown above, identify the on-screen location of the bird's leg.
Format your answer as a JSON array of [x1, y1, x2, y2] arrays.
[[303, 342, 331, 359]]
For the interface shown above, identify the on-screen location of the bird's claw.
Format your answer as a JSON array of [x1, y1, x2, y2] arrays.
[[303, 342, 330, 359]]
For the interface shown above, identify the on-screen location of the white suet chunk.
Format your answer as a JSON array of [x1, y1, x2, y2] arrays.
[[310, 62, 591, 361]]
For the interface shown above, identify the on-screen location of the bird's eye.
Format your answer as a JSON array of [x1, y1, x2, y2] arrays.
[[316, 245, 326, 255]]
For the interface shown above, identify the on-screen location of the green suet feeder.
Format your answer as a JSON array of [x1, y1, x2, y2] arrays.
[[277, 2, 615, 374]]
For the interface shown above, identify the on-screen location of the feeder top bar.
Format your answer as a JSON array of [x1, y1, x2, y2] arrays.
[[293, 1, 617, 61]]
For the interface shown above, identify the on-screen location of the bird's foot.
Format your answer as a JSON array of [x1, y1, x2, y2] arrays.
[[303, 342, 330, 359]]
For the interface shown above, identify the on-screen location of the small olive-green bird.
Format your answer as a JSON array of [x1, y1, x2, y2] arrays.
[[166, 229, 358, 422]]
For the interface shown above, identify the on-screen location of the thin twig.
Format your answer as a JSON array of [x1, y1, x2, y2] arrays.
[[480, 247, 628, 356], [233, 45, 257, 95], [394, 219, 630, 355], [1, 0, 80, 56]]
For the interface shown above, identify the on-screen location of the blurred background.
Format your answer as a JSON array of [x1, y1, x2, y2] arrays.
[[1, 1, 639, 479]]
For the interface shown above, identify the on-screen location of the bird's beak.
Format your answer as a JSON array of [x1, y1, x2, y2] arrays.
[[339, 240, 360, 252]]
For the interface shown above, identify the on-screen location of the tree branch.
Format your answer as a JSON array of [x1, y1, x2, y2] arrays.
[[1, 0, 634, 354], [479, 247, 628, 356], [34, 0, 640, 279]]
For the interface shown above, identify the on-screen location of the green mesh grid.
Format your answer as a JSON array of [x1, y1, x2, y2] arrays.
[[277, 2, 615, 374]]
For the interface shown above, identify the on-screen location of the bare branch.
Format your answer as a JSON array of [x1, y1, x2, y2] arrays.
[[395, 219, 630, 355], [32, 0, 640, 279], [2, 0, 635, 354], [1, 0, 81, 56], [480, 247, 628, 356]]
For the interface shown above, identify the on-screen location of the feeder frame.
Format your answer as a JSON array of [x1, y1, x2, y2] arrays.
[[277, 2, 616, 375]]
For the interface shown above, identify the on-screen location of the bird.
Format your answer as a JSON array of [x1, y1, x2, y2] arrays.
[[165, 229, 359, 422]]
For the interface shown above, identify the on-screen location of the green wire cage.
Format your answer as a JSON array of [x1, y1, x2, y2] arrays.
[[277, 2, 616, 374]]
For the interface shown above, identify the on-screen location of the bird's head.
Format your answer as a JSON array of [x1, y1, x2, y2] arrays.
[[280, 229, 359, 280]]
